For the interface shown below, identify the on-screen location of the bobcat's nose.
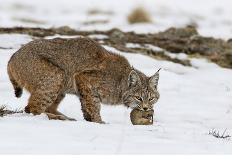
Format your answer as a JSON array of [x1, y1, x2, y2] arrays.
[[143, 107, 148, 111]]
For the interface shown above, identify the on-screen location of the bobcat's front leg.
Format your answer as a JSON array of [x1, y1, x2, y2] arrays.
[[80, 90, 104, 123], [75, 73, 104, 123]]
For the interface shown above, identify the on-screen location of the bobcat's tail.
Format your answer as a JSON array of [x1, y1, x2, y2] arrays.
[[7, 62, 23, 98]]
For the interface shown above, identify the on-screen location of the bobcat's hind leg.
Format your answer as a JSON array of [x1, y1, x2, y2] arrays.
[[25, 88, 59, 116], [23, 57, 75, 121], [25, 91, 75, 121], [45, 94, 76, 121]]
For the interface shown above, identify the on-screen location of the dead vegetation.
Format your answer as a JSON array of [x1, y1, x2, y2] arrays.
[[127, 7, 152, 24], [82, 20, 109, 25], [0, 26, 232, 68], [209, 129, 231, 139], [0, 105, 23, 117], [12, 17, 46, 25], [0, 46, 13, 50], [87, 9, 113, 15]]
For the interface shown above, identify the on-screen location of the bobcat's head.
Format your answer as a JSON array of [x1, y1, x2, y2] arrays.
[[123, 69, 160, 111]]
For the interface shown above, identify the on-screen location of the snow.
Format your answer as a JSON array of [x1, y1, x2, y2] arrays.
[[125, 43, 189, 62], [1, 0, 232, 38], [0, 0, 232, 155], [0, 34, 32, 49]]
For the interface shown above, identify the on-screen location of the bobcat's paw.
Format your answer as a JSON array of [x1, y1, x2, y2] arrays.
[[46, 112, 76, 121], [87, 119, 106, 124]]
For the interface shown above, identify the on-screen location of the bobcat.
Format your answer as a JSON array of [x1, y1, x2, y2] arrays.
[[7, 37, 160, 123]]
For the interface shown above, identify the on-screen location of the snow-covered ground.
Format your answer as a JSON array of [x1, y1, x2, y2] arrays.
[[0, 0, 232, 155], [1, 0, 232, 39]]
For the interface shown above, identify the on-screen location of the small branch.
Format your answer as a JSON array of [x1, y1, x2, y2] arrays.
[[209, 129, 231, 139], [0, 105, 23, 117], [0, 46, 13, 50]]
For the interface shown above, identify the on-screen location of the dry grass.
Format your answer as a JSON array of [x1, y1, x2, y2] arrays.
[[12, 17, 46, 25], [82, 20, 109, 25], [87, 9, 113, 15], [127, 7, 152, 24], [209, 129, 231, 139], [0, 105, 23, 117]]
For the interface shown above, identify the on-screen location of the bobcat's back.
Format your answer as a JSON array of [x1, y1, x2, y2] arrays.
[[8, 37, 132, 97]]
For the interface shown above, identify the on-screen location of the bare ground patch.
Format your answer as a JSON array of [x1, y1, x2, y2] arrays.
[[0, 26, 231, 68]]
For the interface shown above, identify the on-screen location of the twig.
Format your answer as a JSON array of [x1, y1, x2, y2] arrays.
[[208, 129, 231, 139], [0, 46, 13, 50], [0, 105, 23, 117]]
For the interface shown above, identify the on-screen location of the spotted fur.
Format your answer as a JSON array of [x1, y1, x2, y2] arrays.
[[7, 37, 160, 123]]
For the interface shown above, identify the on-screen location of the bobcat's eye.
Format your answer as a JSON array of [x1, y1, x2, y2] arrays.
[[149, 97, 155, 101], [135, 96, 143, 102]]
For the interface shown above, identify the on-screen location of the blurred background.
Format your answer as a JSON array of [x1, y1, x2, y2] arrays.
[[0, 0, 232, 39]]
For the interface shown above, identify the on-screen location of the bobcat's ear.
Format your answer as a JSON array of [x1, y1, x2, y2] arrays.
[[149, 68, 161, 89], [128, 70, 141, 87]]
